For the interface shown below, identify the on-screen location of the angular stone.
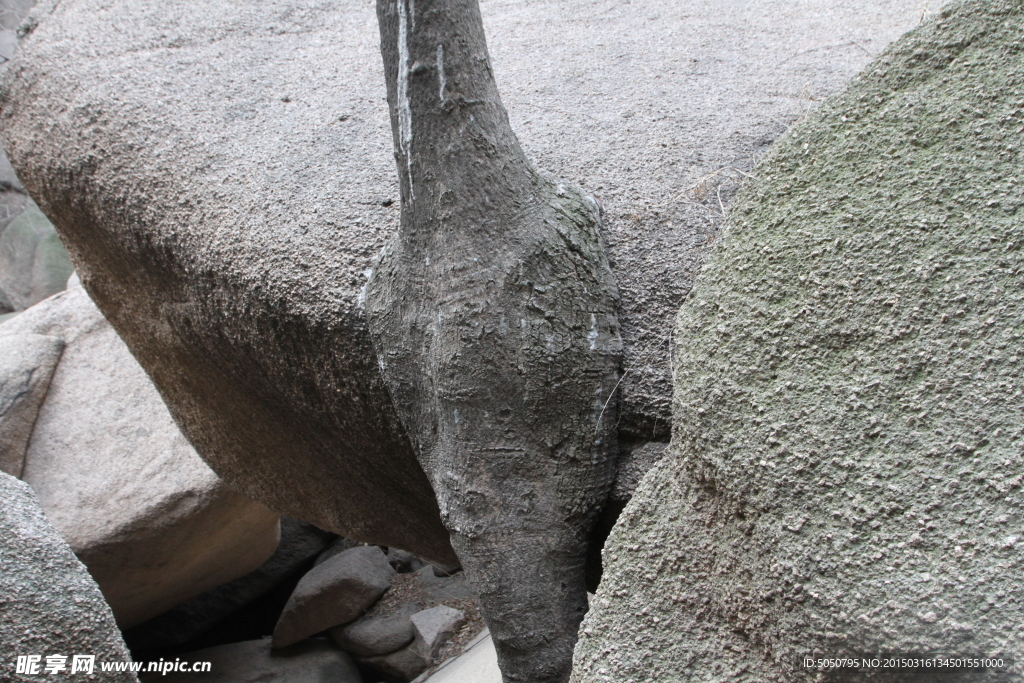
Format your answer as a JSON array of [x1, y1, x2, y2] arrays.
[[0, 471, 137, 682], [273, 545, 396, 648], [124, 518, 335, 654], [411, 606, 466, 660], [139, 637, 361, 683], [0, 204, 72, 311], [1, 287, 280, 627], [572, 3, 1024, 680], [330, 606, 416, 657], [0, 333, 62, 477]]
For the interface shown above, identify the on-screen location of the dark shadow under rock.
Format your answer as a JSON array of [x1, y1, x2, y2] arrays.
[[124, 518, 335, 660]]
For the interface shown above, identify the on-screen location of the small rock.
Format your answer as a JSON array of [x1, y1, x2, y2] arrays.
[[387, 547, 424, 573], [138, 637, 361, 683], [273, 545, 395, 648], [0, 205, 72, 311], [359, 642, 430, 682], [412, 606, 466, 659], [0, 334, 63, 477], [330, 606, 416, 657]]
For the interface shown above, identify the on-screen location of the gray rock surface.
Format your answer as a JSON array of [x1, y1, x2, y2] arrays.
[[0, 145, 23, 191], [411, 606, 466, 660], [0, 286, 280, 627], [0, 204, 72, 311], [331, 606, 416, 657], [274, 545, 396, 648], [124, 518, 335, 653], [360, 642, 432, 682], [413, 564, 475, 602], [609, 442, 667, 504], [138, 637, 362, 683], [0, 0, 931, 566], [572, 2, 1024, 681], [0, 471, 137, 683], [0, 332, 61, 476]]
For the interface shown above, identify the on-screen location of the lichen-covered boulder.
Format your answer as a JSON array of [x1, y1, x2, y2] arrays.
[[573, 2, 1024, 681]]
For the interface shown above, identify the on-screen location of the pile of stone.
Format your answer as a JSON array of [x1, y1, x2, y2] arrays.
[[144, 541, 483, 683]]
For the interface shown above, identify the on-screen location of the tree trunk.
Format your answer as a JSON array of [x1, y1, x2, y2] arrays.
[[367, 0, 623, 680]]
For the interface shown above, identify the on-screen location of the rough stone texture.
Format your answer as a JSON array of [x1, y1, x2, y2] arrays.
[[0, 286, 281, 627], [0, 332, 62, 476], [572, 2, 1024, 682], [331, 606, 416, 657], [609, 442, 667, 504], [124, 518, 335, 654], [0, 471, 137, 683], [138, 637, 362, 683], [0, 0, 930, 566], [0, 203, 72, 310], [411, 606, 466, 660], [274, 545, 396, 648]]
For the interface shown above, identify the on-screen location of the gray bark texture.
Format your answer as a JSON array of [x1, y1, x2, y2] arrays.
[[367, 0, 622, 681]]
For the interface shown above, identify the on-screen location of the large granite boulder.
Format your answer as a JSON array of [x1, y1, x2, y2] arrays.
[[572, 2, 1024, 681], [0, 286, 281, 627], [1, 471, 137, 683], [0, 0, 928, 563]]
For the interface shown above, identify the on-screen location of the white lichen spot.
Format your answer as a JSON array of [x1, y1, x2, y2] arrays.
[[436, 44, 446, 102], [454, 408, 461, 424], [588, 313, 598, 350], [357, 267, 374, 309], [397, 0, 414, 200]]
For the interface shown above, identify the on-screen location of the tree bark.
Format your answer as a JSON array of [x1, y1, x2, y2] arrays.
[[367, 0, 623, 680]]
